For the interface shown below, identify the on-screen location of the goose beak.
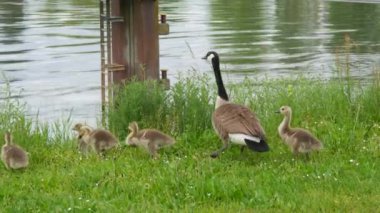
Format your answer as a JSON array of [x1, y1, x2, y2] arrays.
[[201, 56, 207, 60]]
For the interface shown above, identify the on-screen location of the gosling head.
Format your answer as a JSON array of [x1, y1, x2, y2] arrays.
[[128, 121, 139, 134], [126, 121, 139, 147], [72, 123, 84, 131], [78, 126, 92, 139], [276, 106, 292, 116]]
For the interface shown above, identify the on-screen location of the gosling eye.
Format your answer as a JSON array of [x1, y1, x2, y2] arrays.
[[281, 107, 285, 111]]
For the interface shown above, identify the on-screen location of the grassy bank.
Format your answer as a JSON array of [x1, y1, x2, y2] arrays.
[[0, 71, 379, 212]]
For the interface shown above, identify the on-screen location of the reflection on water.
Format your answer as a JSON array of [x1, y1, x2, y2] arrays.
[[0, 0, 379, 124], [0, 0, 100, 125], [160, 0, 380, 79]]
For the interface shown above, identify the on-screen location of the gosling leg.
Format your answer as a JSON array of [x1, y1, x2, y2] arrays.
[[148, 142, 159, 159]]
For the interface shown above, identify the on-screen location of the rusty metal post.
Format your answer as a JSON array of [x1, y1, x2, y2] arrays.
[[110, 0, 127, 84], [123, 0, 159, 81]]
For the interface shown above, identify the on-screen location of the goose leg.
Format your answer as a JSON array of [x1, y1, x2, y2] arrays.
[[240, 146, 245, 154], [210, 140, 229, 158]]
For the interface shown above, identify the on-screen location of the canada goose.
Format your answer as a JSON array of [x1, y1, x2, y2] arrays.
[[276, 106, 323, 156], [126, 121, 176, 158], [202, 51, 269, 158], [1, 132, 29, 170], [79, 127, 119, 155], [72, 123, 93, 154]]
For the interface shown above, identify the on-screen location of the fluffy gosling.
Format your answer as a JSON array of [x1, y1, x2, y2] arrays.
[[276, 106, 323, 156], [126, 121, 176, 159], [1, 132, 29, 170], [72, 123, 93, 154], [79, 127, 119, 155]]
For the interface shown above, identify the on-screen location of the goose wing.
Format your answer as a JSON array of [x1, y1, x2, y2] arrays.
[[212, 103, 266, 140]]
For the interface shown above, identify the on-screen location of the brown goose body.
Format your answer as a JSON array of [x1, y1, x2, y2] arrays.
[[1, 132, 29, 170], [213, 103, 266, 141], [277, 106, 323, 154], [126, 121, 175, 158], [203, 51, 269, 158]]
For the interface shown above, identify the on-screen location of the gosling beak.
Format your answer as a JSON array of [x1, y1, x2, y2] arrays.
[[275, 111, 280, 114]]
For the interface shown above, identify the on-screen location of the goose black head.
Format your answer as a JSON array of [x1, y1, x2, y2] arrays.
[[202, 51, 219, 62]]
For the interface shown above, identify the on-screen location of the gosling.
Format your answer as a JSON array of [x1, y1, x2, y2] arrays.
[[1, 131, 29, 170], [276, 106, 323, 156], [126, 121, 176, 159], [72, 123, 93, 154], [79, 126, 119, 155]]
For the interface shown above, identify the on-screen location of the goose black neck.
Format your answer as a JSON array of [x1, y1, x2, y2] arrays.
[[212, 55, 229, 101]]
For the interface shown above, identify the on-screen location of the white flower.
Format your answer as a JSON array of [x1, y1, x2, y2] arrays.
[[68, 207, 72, 211]]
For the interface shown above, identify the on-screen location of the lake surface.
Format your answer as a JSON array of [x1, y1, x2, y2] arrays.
[[0, 0, 379, 126]]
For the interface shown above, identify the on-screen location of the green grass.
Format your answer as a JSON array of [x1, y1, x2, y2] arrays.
[[0, 70, 379, 212]]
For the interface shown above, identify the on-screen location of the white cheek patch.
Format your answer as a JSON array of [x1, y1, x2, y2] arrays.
[[228, 134, 261, 145], [206, 54, 215, 62]]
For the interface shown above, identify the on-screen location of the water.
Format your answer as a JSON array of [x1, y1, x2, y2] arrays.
[[0, 0, 379, 125]]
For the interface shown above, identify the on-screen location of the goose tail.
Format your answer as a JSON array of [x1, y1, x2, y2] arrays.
[[244, 138, 270, 152]]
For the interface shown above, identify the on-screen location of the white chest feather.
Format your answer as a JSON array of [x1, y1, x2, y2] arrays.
[[228, 133, 261, 145], [215, 96, 228, 109]]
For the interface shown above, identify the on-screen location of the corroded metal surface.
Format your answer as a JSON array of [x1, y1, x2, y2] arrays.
[[111, 0, 127, 85], [124, 0, 159, 81]]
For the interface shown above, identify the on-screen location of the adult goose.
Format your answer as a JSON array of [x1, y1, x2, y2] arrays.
[[202, 51, 269, 158]]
